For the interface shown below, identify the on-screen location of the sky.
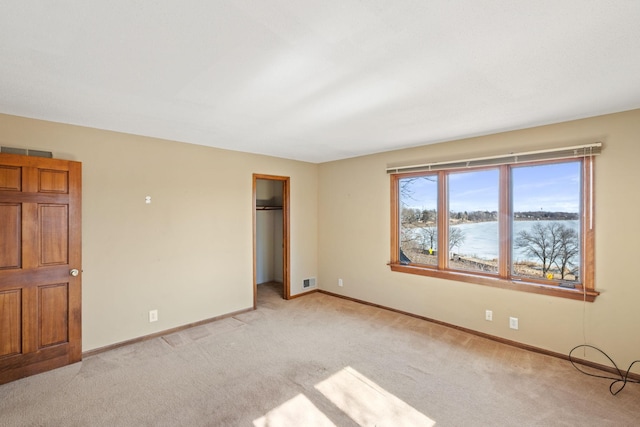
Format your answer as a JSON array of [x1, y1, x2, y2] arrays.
[[402, 160, 581, 213]]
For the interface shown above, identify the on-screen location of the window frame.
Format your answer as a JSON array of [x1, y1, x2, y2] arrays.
[[389, 157, 598, 302]]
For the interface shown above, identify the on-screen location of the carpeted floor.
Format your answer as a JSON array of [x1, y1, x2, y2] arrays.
[[1, 282, 639, 426]]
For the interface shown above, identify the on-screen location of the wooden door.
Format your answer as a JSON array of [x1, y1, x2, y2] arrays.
[[0, 153, 82, 385]]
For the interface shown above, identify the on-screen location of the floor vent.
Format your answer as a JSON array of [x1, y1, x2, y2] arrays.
[[303, 277, 316, 289], [1, 146, 53, 158]]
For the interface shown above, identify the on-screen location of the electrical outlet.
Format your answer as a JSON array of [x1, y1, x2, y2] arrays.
[[485, 310, 493, 321], [509, 316, 519, 330], [338, 278, 343, 287], [149, 309, 158, 322]]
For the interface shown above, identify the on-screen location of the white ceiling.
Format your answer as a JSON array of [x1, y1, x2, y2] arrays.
[[1, 1, 639, 163]]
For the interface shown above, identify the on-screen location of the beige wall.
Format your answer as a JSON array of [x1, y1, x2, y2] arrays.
[[3, 109, 638, 369], [0, 113, 318, 351], [318, 109, 640, 370]]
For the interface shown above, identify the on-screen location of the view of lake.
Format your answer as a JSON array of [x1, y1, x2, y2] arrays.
[[449, 220, 580, 261]]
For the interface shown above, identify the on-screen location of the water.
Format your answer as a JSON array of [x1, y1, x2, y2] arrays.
[[406, 220, 580, 261], [451, 220, 579, 261]]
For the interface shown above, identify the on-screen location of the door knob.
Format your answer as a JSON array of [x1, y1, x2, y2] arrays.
[[70, 269, 79, 277]]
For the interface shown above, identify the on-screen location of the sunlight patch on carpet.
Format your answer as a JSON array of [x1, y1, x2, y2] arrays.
[[253, 393, 336, 427], [315, 366, 436, 427]]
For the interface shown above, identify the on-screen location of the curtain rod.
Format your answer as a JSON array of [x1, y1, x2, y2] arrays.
[[386, 142, 602, 174]]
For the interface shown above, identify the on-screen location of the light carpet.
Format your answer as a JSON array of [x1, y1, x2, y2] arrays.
[[1, 283, 639, 426]]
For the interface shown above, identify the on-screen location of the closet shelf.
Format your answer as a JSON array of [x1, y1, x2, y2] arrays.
[[256, 206, 282, 210]]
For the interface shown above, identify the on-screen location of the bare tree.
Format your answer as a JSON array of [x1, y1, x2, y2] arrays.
[[418, 226, 437, 253], [553, 225, 579, 279], [401, 207, 419, 225], [420, 208, 436, 224], [399, 176, 436, 253], [400, 225, 418, 251], [515, 222, 578, 278], [416, 225, 466, 254], [449, 226, 466, 252], [399, 176, 435, 203]]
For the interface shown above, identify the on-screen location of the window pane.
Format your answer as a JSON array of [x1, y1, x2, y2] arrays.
[[398, 175, 438, 266], [512, 161, 581, 283], [448, 169, 499, 274]]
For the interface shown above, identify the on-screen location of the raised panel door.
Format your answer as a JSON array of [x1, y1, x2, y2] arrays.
[[0, 153, 81, 385]]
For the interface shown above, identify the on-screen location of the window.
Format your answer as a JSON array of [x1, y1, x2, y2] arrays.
[[390, 152, 598, 301]]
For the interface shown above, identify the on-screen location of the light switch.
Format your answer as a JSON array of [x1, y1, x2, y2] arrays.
[[145, 196, 151, 204]]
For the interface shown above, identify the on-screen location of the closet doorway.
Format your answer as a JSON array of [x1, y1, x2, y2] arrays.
[[253, 174, 290, 307]]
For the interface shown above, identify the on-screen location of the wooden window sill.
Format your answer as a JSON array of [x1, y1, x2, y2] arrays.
[[389, 263, 599, 302]]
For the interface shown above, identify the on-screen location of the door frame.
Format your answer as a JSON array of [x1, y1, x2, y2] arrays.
[[252, 174, 290, 308]]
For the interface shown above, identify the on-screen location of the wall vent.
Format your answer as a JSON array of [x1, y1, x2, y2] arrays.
[[303, 277, 316, 289], [1, 146, 53, 158]]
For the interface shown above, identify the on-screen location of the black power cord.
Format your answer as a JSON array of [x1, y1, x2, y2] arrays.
[[569, 344, 640, 395]]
